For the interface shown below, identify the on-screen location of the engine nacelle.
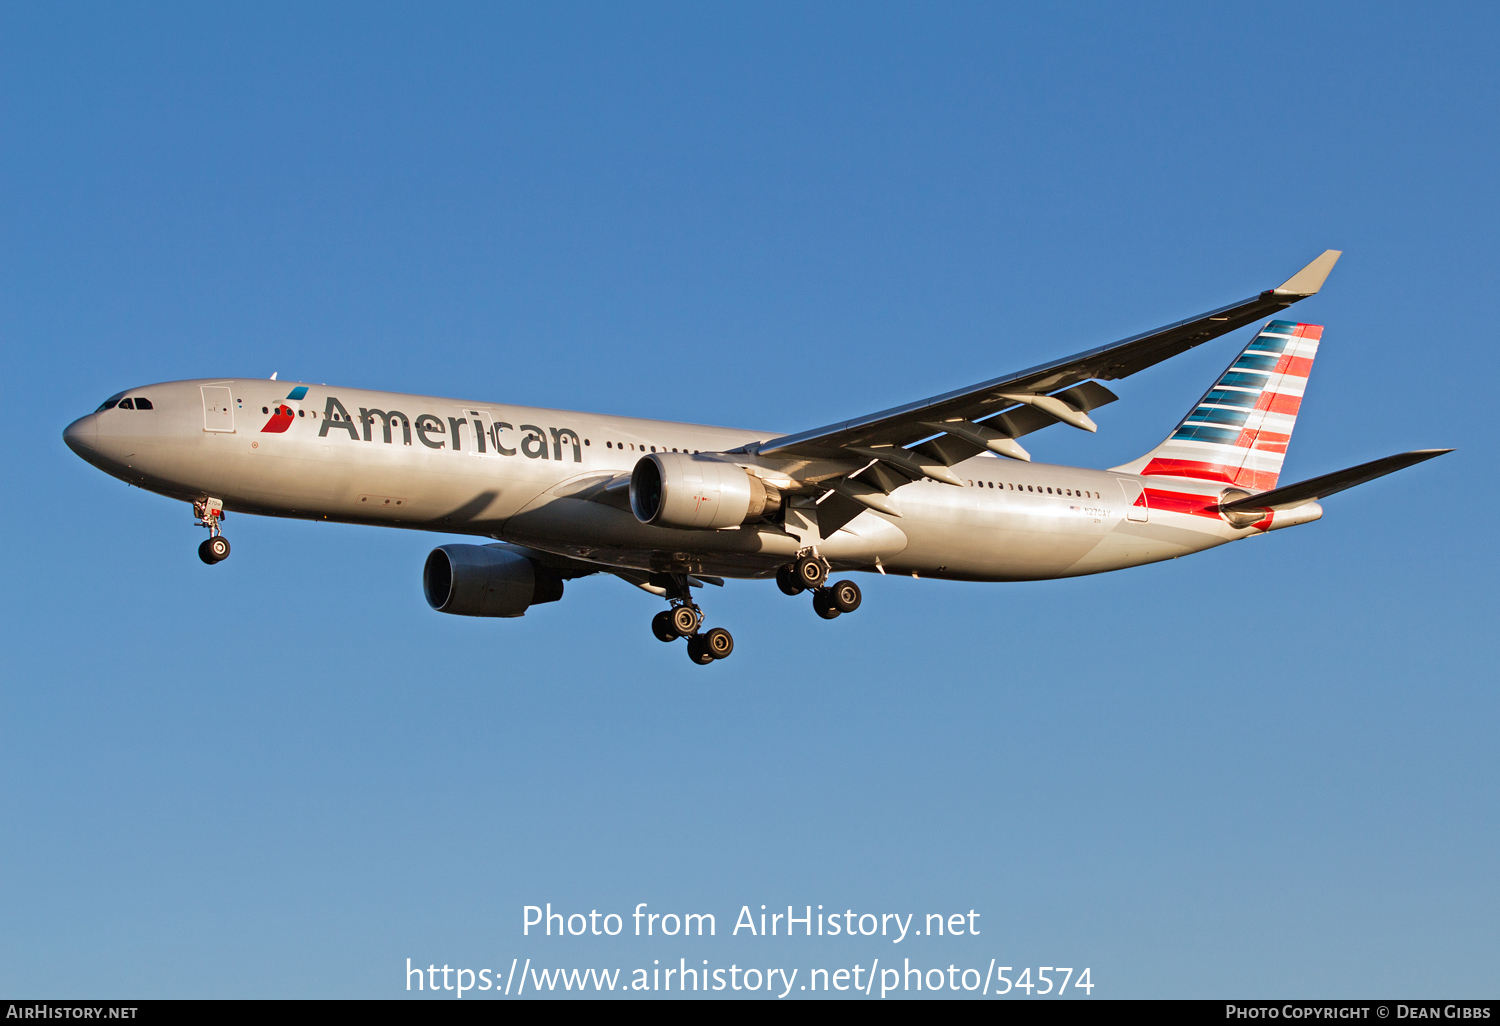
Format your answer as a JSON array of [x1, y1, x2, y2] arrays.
[[423, 544, 564, 618], [630, 452, 782, 529]]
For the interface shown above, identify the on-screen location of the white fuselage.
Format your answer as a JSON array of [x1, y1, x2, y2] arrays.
[[64, 378, 1309, 583]]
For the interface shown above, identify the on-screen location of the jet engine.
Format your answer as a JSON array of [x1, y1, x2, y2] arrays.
[[630, 453, 782, 530], [423, 544, 564, 618]]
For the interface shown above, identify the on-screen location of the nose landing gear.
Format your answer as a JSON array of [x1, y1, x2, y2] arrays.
[[194, 498, 231, 564], [647, 574, 733, 665]]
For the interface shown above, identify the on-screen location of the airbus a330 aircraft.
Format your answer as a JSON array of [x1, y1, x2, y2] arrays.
[[65, 250, 1448, 664]]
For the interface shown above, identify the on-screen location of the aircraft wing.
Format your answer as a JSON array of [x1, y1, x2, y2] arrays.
[[753, 250, 1342, 463]]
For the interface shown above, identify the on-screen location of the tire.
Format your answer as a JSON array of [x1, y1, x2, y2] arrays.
[[812, 589, 841, 620], [652, 610, 679, 642], [775, 565, 805, 596], [671, 605, 701, 636], [198, 539, 219, 564], [208, 536, 230, 561], [686, 635, 716, 665], [830, 579, 861, 613], [796, 556, 826, 589], [704, 627, 734, 659]]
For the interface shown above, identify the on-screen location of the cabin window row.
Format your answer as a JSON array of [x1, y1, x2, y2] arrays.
[[966, 479, 1100, 499], [604, 441, 701, 455]]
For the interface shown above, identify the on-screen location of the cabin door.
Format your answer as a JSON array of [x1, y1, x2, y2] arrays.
[[201, 386, 234, 432], [1119, 479, 1149, 522]]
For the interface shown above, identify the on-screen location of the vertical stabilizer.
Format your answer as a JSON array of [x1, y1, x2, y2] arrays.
[[1110, 321, 1321, 491]]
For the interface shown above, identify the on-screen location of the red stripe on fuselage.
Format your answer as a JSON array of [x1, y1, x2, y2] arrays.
[[1142, 488, 1221, 519], [1142, 487, 1273, 529]]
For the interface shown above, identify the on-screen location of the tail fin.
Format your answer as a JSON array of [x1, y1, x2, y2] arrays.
[[1111, 320, 1321, 491]]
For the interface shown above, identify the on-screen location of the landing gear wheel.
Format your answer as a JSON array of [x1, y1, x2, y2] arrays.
[[686, 634, 716, 665], [795, 555, 827, 589], [652, 610, 679, 642], [199, 537, 230, 564], [671, 605, 702, 637], [830, 579, 861, 613], [704, 627, 734, 660], [812, 588, 842, 619], [776, 565, 805, 596]]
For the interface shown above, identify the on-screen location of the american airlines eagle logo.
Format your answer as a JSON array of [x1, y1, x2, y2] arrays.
[[261, 386, 308, 433]]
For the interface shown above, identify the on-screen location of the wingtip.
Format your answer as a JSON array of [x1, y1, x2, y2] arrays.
[[1398, 448, 1454, 468], [1273, 249, 1343, 296]]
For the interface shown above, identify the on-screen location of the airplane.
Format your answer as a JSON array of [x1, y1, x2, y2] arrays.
[[63, 250, 1449, 665]]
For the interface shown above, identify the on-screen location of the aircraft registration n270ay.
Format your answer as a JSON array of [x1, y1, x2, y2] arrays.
[[64, 251, 1449, 664]]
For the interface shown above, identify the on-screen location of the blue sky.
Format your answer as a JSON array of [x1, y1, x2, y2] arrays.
[[2, 2, 1496, 999]]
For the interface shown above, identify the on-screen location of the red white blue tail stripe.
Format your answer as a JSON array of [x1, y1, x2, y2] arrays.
[[1137, 320, 1320, 492]]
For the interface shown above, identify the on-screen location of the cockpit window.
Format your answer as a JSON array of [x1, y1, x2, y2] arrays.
[[95, 391, 127, 412], [118, 398, 134, 409], [133, 397, 153, 410]]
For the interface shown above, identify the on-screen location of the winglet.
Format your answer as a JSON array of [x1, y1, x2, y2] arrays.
[[1273, 249, 1342, 296]]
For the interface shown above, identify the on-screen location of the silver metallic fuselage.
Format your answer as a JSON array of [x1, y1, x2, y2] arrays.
[[64, 378, 1298, 582]]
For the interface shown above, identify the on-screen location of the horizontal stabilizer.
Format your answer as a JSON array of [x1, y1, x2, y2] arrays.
[[1219, 448, 1452, 512]]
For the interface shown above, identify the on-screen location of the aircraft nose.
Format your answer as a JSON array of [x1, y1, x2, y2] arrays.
[[63, 414, 97, 455]]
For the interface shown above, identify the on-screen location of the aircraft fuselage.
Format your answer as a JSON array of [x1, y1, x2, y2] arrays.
[[63, 377, 1301, 584]]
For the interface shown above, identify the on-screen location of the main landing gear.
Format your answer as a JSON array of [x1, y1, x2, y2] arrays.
[[194, 498, 231, 565], [649, 575, 734, 666], [777, 553, 862, 620]]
